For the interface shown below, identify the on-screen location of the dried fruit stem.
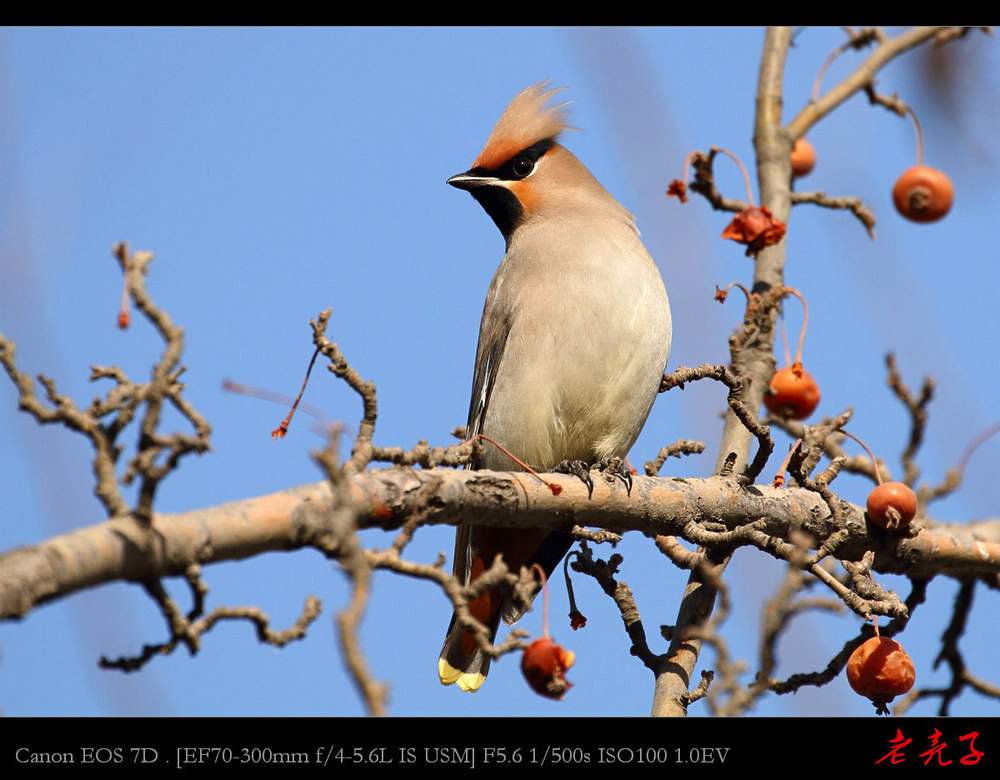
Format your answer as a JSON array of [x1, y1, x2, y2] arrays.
[[840, 429, 884, 485], [956, 420, 1000, 476], [907, 105, 925, 167], [471, 434, 562, 495], [715, 147, 755, 206], [809, 28, 881, 104], [773, 438, 802, 487], [270, 347, 322, 439], [782, 287, 810, 367]]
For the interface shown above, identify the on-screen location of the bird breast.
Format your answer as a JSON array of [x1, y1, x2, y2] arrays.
[[477, 216, 672, 472]]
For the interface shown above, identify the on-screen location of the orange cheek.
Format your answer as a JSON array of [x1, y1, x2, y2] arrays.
[[509, 180, 538, 213]]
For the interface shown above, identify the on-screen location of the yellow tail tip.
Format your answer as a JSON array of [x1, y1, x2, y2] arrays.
[[438, 658, 486, 692]]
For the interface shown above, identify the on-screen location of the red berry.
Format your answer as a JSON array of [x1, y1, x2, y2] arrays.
[[892, 165, 954, 223], [847, 636, 915, 715], [866, 481, 917, 530], [790, 138, 816, 178], [521, 637, 574, 700], [763, 364, 820, 420]]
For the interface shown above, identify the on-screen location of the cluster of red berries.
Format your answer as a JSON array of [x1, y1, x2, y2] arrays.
[[785, 98, 948, 715], [788, 60, 961, 717], [664, 65, 963, 718], [790, 105, 953, 224], [841, 429, 918, 713]]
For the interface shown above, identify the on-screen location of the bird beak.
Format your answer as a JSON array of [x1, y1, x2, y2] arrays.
[[447, 170, 500, 191]]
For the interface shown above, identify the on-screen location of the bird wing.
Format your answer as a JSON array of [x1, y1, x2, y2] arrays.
[[452, 318, 511, 587], [466, 320, 509, 446]]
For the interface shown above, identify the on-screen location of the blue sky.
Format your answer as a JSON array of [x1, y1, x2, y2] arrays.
[[1, 27, 998, 718]]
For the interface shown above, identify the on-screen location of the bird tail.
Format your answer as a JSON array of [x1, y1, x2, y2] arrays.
[[438, 610, 501, 692], [438, 530, 574, 691]]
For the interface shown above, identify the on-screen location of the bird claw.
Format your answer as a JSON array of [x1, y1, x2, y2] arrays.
[[554, 457, 633, 498], [597, 457, 633, 496], [555, 459, 595, 498]]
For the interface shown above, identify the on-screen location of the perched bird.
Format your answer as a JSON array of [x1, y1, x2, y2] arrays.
[[439, 83, 672, 692]]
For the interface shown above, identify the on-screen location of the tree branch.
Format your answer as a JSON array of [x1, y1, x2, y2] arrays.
[[786, 27, 967, 140], [3, 468, 998, 622]]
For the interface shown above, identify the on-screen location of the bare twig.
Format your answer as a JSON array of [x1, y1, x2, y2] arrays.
[[644, 440, 706, 476], [660, 363, 774, 483], [682, 148, 750, 214], [790, 190, 876, 238], [884, 353, 934, 487], [569, 545, 661, 672], [310, 310, 378, 476]]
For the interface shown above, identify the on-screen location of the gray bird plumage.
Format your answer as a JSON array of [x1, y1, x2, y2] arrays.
[[439, 83, 672, 692]]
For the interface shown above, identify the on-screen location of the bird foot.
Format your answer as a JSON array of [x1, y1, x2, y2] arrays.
[[554, 457, 633, 498], [596, 456, 633, 496], [555, 460, 595, 497]]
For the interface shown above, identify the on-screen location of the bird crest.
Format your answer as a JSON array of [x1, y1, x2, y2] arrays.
[[473, 82, 573, 171]]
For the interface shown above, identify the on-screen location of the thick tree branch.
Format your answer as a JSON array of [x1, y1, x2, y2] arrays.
[[3, 468, 999, 622]]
